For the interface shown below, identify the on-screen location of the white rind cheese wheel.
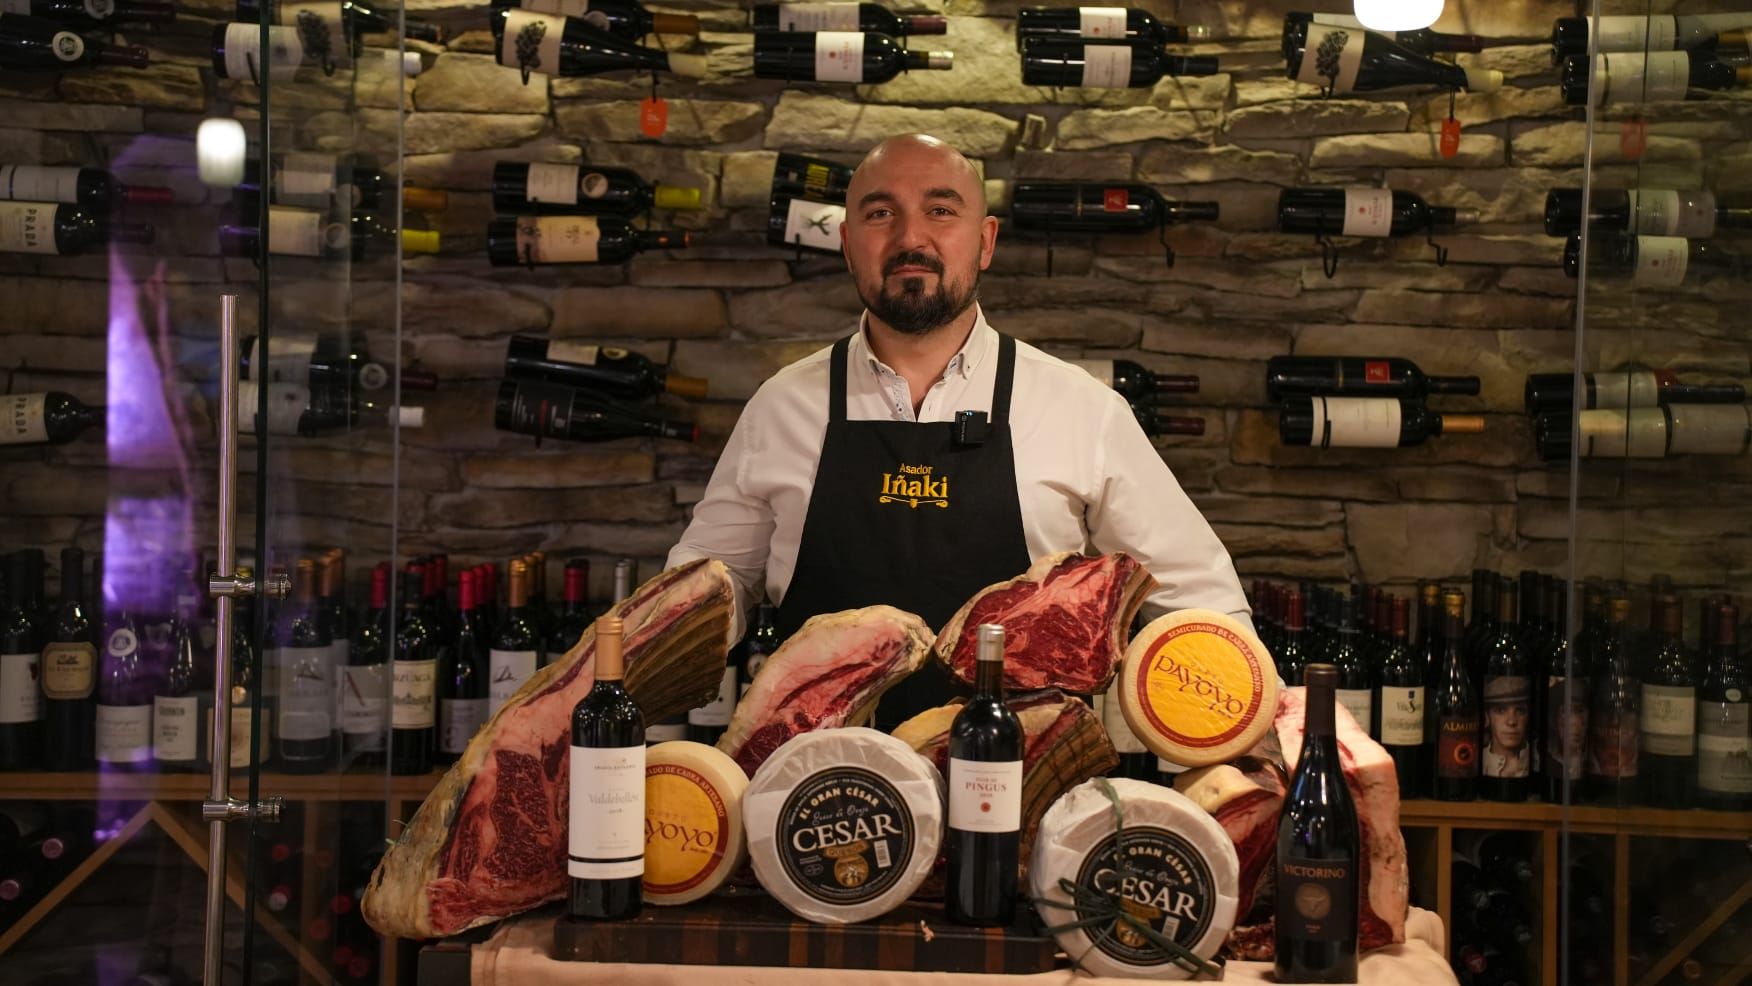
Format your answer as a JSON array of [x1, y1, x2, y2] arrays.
[[743, 727, 944, 925], [1118, 608, 1280, 767], [643, 741, 750, 905], [1030, 777, 1240, 979]]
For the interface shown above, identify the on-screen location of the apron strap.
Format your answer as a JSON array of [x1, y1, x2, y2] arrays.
[[828, 335, 851, 423], [991, 333, 1018, 424]]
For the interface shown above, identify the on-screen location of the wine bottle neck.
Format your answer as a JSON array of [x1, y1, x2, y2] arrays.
[[1427, 375, 1482, 395], [635, 229, 688, 252]]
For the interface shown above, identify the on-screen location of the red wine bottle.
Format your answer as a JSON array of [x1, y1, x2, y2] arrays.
[[491, 162, 702, 217], [151, 591, 205, 773], [1069, 358, 1197, 399], [1638, 595, 1696, 807], [0, 165, 172, 210], [0, 202, 152, 255], [438, 569, 488, 764], [1374, 596, 1424, 798], [235, 0, 440, 70], [547, 559, 591, 656], [341, 563, 389, 769], [1018, 6, 1207, 48], [391, 564, 436, 775], [96, 608, 154, 770], [276, 559, 336, 773], [0, 12, 149, 70], [7, 0, 175, 26], [41, 548, 93, 771], [489, 560, 543, 716], [1562, 232, 1741, 286], [753, 30, 952, 83], [1276, 589, 1309, 686], [568, 615, 645, 920], [1562, 50, 1750, 106], [1132, 409, 1205, 437], [767, 194, 844, 254], [220, 207, 440, 261], [1543, 187, 1752, 238], [1276, 663, 1360, 982], [1281, 12, 1483, 59], [1539, 580, 1581, 804], [946, 623, 1023, 927], [1586, 597, 1639, 804], [504, 335, 709, 400], [1266, 356, 1480, 401], [1524, 369, 1744, 414], [487, 214, 686, 266], [772, 152, 853, 203], [1009, 181, 1218, 232], [1478, 587, 1531, 803], [1278, 187, 1476, 239], [754, 2, 944, 36], [494, 379, 699, 443], [1278, 396, 1484, 448], [3, 393, 102, 447], [491, 7, 707, 82], [242, 333, 435, 396], [1432, 590, 1478, 801], [0, 553, 42, 771], [1020, 36, 1216, 87], [1696, 602, 1751, 810], [1331, 593, 1373, 734], [490, 0, 700, 41], [1550, 14, 1752, 60], [1286, 20, 1501, 94]]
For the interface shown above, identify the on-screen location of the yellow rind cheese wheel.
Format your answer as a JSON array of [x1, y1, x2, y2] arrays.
[[1117, 609, 1280, 767], [643, 740, 749, 905]]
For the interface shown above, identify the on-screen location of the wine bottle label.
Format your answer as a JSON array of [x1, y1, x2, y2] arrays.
[[1077, 6, 1127, 38], [1697, 701, 1752, 794], [1600, 51, 1689, 106], [947, 757, 1022, 833], [1590, 370, 1660, 410], [813, 31, 865, 83], [1335, 688, 1372, 734], [153, 694, 200, 762], [781, 2, 859, 32], [782, 198, 845, 251], [1378, 686, 1424, 746], [568, 743, 646, 878], [274, 151, 340, 208], [1665, 404, 1752, 455], [340, 663, 388, 734], [1308, 396, 1401, 448], [687, 666, 736, 727], [1577, 408, 1668, 458], [1631, 234, 1688, 288], [281, 1, 346, 71], [547, 340, 603, 365], [223, 23, 305, 81], [0, 653, 42, 724], [1339, 188, 1394, 237], [392, 658, 437, 729], [1587, 708, 1639, 779], [95, 704, 153, 763], [1544, 675, 1589, 781], [278, 644, 335, 741], [440, 697, 487, 754], [217, 704, 268, 768], [1480, 675, 1531, 779], [1080, 42, 1131, 88], [0, 202, 57, 255], [1277, 856, 1357, 942], [524, 162, 582, 205], [265, 206, 335, 258], [1436, 714, 1479, 778], [1097, 679, 1147, 753], [1627, 189, 1705, 238], [489, 648, 539, 712], [519, 0, 585, 17], [1295, 23, 1363, 93], [0, 165, 81, 205], [41, 641, 96, 699], [1640, 684, 1697, 755], [245, 336, 317, 384], [500, 9, 564, 76], [515, 215, 601, 264], [1593, 16, 1672, 52], [237, 380, 310, 436], [1, 394, 48, 444]]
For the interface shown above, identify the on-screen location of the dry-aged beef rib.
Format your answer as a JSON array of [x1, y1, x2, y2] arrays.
[[716, 605, 933, 776], [936, 552, 1156, 695], [1175, 756, 1287, 922], [361, 560, 734, 939]]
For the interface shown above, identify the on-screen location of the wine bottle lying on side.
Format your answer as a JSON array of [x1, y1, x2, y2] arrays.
[[1285, 20, 1500, 95], [752, 30, 951, 84], [1278, 396, 1484, 449], [1020, 36, 1217, 87], [495, 379, 699, 443], [491, 7, 707, 82]]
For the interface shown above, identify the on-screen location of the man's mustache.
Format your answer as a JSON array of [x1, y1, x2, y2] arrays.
[[883, 251, 944, 276]]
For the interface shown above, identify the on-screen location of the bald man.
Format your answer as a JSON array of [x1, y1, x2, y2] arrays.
[[667, 135, 1250, 727]]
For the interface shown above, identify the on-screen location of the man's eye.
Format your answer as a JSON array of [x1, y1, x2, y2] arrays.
[[930, 206, 955, 216], [867, 208, 892, 220]]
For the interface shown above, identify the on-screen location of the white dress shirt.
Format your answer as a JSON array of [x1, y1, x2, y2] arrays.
[[666, 306, 1252, 638]]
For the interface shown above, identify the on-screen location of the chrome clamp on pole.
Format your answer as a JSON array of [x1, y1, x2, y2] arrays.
[[201, 294, 286, 986]]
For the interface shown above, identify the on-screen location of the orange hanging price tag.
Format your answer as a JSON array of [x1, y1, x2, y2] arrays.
[[1620, 116, 1648, 160], [639, 96, 669, 138], [1439, 118, 1462, 159]]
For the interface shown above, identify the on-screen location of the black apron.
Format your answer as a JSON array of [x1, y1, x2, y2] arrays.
[[775, 332, 1034, 730]]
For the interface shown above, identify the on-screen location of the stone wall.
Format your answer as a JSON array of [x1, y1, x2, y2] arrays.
[[3, 0, 1750, 604]]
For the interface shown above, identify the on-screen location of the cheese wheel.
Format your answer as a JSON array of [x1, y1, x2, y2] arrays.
[[1029, 777, 1239, 979], [643, 741, 749, 905], [1118, 608, 1280, 767], [742, 727, 944, 925]]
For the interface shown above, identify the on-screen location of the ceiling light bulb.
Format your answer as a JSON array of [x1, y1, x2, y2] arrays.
[[1354, 0, 1443, 32]]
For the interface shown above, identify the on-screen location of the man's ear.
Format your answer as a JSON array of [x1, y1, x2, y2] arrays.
[[979, 214, 999, 271]]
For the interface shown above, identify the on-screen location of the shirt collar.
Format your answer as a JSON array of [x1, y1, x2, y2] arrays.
[[852, 305, 994, 382]]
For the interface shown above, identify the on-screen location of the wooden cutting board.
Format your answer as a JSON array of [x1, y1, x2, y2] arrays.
[[552, 889, 1060, 974]]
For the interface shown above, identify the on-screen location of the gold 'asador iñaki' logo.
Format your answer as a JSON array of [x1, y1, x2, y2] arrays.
[[878, 462, 949, 509]]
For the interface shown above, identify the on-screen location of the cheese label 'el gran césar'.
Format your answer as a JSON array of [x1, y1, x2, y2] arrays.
[[1073, 827, 1219, 965], [777, 766, 912, 905]]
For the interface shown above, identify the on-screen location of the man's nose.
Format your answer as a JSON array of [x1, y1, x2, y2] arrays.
[[890, 210, 931, 250]]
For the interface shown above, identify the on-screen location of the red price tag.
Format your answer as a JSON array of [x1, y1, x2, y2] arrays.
[[639, 96, 669, 138], [1364, 360, 1390, 384], [1439, 117, 1462, 159], [1620, 117, 1648, 160], [1102, 187, 1129, 212]]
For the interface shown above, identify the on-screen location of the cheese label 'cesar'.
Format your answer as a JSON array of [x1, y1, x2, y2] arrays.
[[778, 766, 912, 904], [643, 741, 748, 905], [1118, 609, 1280, 767], [1074, 827, 1219, 965]]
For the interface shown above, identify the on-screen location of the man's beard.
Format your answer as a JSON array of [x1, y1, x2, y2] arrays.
[[859, 250, 978, 335]]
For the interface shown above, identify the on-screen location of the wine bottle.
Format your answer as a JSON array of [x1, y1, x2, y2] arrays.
[[0, 553, 42, 771], [686, 647, 736, 746], [391, 564, 436, 775], [1276, 663, 1360, 983], [1329, 594, 1372, 734], [151, 592, 204, 773], [1562, 50, 1751, 107], [491, 8, 707, 82], [756, 1, 943, 35], [547, 559, 591, 656], [238, 380, 425, 438], [1535, 405, 1752, 460], [1462, 571, 1497, 683], [1562, 232, 1741, 287], [525, 551, 554, 639], [1266, 356, 1481, 402], [1540, 579, 1584, 804], [1276, 588, 1309, 686], [220, 206, 440, 261], [1524, 368, 1744, 415], [753, 30, 952, 83], [1375, 596, 1424, 799], [488, 560, 543, 716], [1278, 396, 1484, 449], [439, 569, 488, 764], [1639, 595, 1696, 807], [1586, 598, 1638, 804], [235, 0, 440, 72], [767, 193, 845, 254], [6, 0, 175, 27], [242, 334, 435, 397], [40, 548, 93, 772], [772, 152, 853, 203], [1017, 6, 1206, 48], [1479, 585, 1532, 803], [946, 623, 1023, 927], [1696, 601, 1751, 810], [1278, 187, 1477, 240], [95, 607, 153, 770], [494, 379, 699, 444], [275, 559, 335, 773], [738, 600, 778, 697], [0, 201, 152, 256], [0, 165, 171, 212], [1098, 673, 1155, 779], [568, 614, 644, 920], [210, 22, 305, 80], [1286, 20, 1499, 94], [1065, 360, 1194, 402], [1134, 410, 1205, 437], [1433, 590, 1478, 802], [503, 336, 709, 401], [1019, 36, 1216, 87], [1009, 182, 1219, 233], [1280, 12, 1483, 59], [490, 162, 701, 218], [0, 12, 149, 70], [491, 0, 700, 40], [487, 214, 685, 267], [1543, 188, 1752, 240], [240, 152, 448, 215], [341, 563, 389, 769], [1550, 13, 1752, 60]]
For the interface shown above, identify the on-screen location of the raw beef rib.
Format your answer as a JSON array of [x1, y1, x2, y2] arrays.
[[361, 560, 734, 939], [717, 605, 933, 776], [1175, 756, 1287, 922], [936, 552, 1155, 694]]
